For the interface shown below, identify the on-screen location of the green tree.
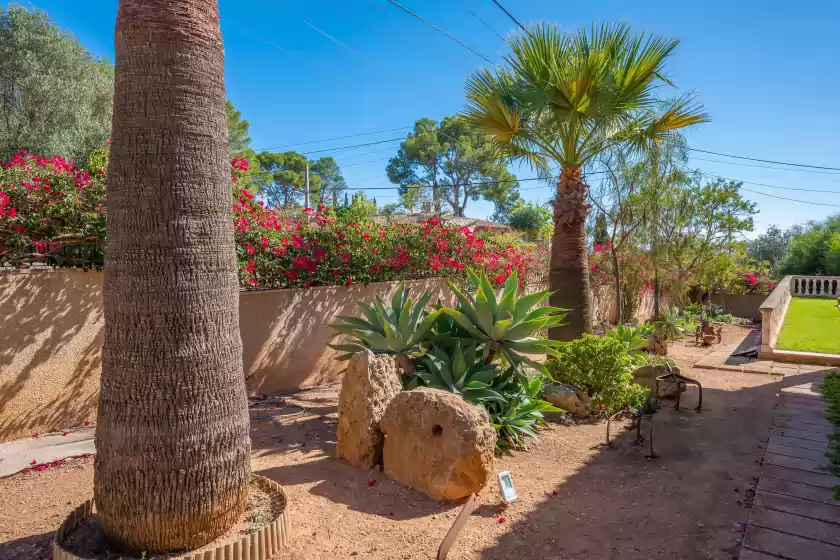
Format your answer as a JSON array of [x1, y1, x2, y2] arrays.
[[748, 224, 794, 272], [399, 184, 430, 213], [0, 5, 113, 162], [657, 178, 757, 303], [335, 192, 378, 223], [508, 201, 553, 239], [776, 215, 840, 276], [386, 116, 518, 216], [464, 22, 708, 340], [255, 151, 322, 208], [311, 157, 347, 207], [226, 100, 251, 155], [592, 212, 609, 246]]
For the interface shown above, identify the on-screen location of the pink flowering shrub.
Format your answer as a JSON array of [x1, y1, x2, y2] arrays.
[[0, 150, 107, 266], [232, 190, 547, 289], [2, 148, 547, 289]]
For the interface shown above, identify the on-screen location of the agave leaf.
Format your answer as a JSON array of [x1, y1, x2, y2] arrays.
[[352, 329, 390, 351], [473, 289, 495, 335], [512, 291, 551, 323], [357, 302, 383, 330], [334, 353, 355, 361], [333, 316, 378, 330], [465, 388, 506, 402], [410, 309, 442, 346], [467, 268, 481, 288], [504, 318, 551, 341], [397, 294, 412, 334], [409, 291, 433, 327], [478, 272, 498, 318], [503, 269, 518, 297], [521, 306, 566, 322], [470, 367, 500, 384], [464, 344, 477, 367], [452, 344, 467, 384], [441, 309, 488, 340], [497, 287, 516, 321], [490, 319, 512, 340], [327, 343, 369, 353], [448, 282, 480, 326]]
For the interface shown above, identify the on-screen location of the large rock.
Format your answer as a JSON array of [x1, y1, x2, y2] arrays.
[[542, 382, 591, 417], [336, 350, 402, 469], [380, 388, 496, 501], [632, 364, 682, 398]]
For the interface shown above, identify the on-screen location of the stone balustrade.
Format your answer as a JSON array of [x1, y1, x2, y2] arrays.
[[790, 275, 840, 298], [759, 275, 793, 359]]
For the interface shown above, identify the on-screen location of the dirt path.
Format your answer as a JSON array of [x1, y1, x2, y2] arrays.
[[0, 328, 788, 560]]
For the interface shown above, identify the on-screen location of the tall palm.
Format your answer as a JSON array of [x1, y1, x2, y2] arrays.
[[464, 23, 708, 340], [95, 0, 250, 552]]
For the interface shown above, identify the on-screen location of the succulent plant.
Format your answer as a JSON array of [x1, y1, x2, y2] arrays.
[[412, 344, 505, 405], [328, 282, 440, 370], [441, 269, 566, 374]]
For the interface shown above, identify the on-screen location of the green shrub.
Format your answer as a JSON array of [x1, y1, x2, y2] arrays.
[[547, 334, 643, 413], [632, 352, 676, 369]]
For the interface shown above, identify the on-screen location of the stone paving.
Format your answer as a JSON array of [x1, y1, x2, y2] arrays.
[[740, 372, 840, 560]]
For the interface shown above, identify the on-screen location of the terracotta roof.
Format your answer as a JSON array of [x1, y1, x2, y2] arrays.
[[372, 214, 510, 230]]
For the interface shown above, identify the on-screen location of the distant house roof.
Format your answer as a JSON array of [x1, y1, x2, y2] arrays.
[[372, 213, 510, 231]]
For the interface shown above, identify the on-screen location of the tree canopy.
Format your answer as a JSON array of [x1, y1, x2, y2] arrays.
[[255, 151, 323, 208], [775, 215, 840, 277], [311, 157, 347, 207], [0, 6, 113, 162], [386, 117, 518, 216]]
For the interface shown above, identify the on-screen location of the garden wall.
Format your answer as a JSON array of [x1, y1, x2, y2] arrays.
[[695, 293, 766, 321], [0, 269, 661, 443]]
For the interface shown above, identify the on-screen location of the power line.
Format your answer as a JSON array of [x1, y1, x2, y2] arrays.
[[300, 137, 404, 155], [386, 0, 495, 64], [254, 127, 410, 152], [690, 148, 840, 172], [690, 156, 840, 177], [491, 0, 527, 33], [697, 171, 840, 194], [737, 187, 840, 208], [458, 0, 505, 41]]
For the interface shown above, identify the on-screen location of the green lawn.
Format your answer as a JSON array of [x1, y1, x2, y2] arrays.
[[776, 297, 840, 355]]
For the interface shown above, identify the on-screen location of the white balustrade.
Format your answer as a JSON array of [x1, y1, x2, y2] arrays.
[[790, 275, 840, 298]]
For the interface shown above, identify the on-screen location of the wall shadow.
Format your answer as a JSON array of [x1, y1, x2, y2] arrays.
[[0, 270, 102, 442]]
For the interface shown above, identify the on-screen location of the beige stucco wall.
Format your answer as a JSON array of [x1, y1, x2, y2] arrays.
[[1, 269, 660, 443], [0, 271, 455, 442], [0, 269, 103, 443]]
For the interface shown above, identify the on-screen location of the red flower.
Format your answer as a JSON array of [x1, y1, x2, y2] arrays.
[[260, 236, 269, 249], [31, 460, 36, 465], [9, 208, 16, 218], [83, 420, 90, 426], [12, 225, 25, 233], [363, 232, 371, 241], [379, 230, 386, 238], [245, 244, 255, 255], [292, 235, 303, 248], [0, 192, 8, 206], [498, 517, 505, 524], [248, 278, 259, 287], [312, 247, 326, 261], [346, 278, 353, 286], [427, 216, 440, 226], [367, 480, 375, 487]]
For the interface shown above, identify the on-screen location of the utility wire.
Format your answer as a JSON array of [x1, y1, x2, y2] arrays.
[[491, 0, 527, 33], [690, 148, 840, 172], [458, 0, 505, 41], [386, 0, 495, 64], [690, 156, 840, 177], [300, 137, 404, 155], [254, 127, 410, 152], [697, 171, 840, 194], [737, 187, 840, 208]]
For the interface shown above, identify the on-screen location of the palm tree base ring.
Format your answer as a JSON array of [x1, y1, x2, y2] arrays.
[[53, 474, 291, 559]]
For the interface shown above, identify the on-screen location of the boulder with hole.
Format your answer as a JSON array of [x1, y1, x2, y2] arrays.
[[542, 382, 592, 417], [380, 387, 496, 501], [632, 364, 681, 398], [336, 350, 402, 469]]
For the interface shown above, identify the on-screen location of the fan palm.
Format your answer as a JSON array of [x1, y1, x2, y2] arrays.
[[463, 22, 709, 340]]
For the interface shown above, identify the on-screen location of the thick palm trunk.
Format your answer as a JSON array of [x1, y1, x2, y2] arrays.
[[548, 166, 592, 340], [95, 0, 250, 553]]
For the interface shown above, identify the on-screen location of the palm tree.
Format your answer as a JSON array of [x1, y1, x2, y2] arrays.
[[94, 0, 250, 552], [464, 23, 708, 340]]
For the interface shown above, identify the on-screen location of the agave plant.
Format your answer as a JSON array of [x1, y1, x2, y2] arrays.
[[654, 307, 687, 341], [328, 282, 440, 371], [411, 344, 505, 405], [487, 375, 560, 450], [605, 323, 653, 354], [441, 269, 566, 374]]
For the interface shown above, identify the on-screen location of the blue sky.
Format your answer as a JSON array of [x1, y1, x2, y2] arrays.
[[10, 0, 840, 234]]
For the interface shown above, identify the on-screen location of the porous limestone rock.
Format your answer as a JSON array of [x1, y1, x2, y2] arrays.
[[380, 387, 495, 501], [542, 382, 592, 417], [336, 350, 401, 469]]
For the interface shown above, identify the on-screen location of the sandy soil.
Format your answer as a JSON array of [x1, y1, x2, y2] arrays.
[[0, 325, 782, 560]]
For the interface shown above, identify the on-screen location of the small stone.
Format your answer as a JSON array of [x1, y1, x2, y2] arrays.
[[542, 383, 592, 417]]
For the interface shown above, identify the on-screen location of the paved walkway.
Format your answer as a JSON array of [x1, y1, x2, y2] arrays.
[[0, 427, 95, 478], [740, 373, 840, 559]]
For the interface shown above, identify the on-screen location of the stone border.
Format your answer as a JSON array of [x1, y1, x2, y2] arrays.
[[759, 275, 793, 359], [52, 475, 291, 560]]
